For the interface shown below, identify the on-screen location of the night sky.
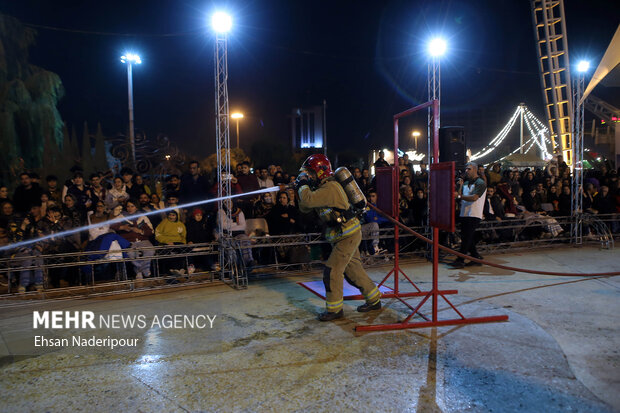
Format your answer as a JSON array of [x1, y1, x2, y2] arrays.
[[2, 0, 618, 161]]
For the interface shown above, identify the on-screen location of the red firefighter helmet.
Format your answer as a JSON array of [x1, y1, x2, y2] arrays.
[[301, 154, 333, 180]]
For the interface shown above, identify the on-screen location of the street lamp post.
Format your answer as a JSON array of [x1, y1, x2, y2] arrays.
[[120, 53, 141, 169], [231, 112, 244, 149], [412, 130, 421, 151]]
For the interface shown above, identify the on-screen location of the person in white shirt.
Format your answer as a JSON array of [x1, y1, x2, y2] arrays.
[[451, 162, 487, 268]]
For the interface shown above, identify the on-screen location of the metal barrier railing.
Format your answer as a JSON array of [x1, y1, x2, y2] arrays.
[[0, 213, 617, 297]]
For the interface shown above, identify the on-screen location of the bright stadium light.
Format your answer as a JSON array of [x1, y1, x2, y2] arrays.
[[428, 38, 447, 57], [120, 53, 142, 64], [211, 12, 232, 33], [577, 60, 590, 73]]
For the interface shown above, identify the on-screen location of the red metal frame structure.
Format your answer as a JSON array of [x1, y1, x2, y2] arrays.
[[354, 99, 508, 331]]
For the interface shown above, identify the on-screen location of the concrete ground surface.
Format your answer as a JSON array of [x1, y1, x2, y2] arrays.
[[0, 245, 618, 412]]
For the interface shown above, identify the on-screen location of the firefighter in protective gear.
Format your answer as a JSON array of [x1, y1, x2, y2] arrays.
[[296, 154, 381, 321]]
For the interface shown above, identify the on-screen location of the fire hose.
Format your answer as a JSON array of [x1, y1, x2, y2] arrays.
[[367, 203, 620, 277]]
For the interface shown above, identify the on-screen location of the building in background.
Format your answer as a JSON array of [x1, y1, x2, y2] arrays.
[[291, 106, 324, 150]]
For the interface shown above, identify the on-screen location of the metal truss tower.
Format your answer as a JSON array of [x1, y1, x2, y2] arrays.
[[214, 31, 234, 282], [531, 0, 574, 167], [571, 72, 585, 244], [427, 57, 440, 157]]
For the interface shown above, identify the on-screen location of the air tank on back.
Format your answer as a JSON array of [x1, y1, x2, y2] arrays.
[[334, 167, 367, 211]]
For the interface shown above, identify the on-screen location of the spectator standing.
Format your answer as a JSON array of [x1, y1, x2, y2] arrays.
[[180, 161, 210, 204], [121, 168, 140, 199], [67, 172, 93, 211], [13, 172, 43, 214], [236, 161, 260, 217], [450, 162, 487, 268], [374, 150, 390, 168]]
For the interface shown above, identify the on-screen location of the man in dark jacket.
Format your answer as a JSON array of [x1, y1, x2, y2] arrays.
[[13, 172, 43, 214], [180, 161, 210, 204]]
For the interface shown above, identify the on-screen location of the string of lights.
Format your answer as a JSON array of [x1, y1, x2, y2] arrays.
[[470, 106, 521, 161], [471, 104, 557, 163]]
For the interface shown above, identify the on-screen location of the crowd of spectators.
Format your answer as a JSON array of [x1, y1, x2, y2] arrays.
[[1, 154, 618, 293]]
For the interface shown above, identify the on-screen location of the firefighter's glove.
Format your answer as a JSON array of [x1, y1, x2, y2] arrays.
[[294, 172, 310, 190]]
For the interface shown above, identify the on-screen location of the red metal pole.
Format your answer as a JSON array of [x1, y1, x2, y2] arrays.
[[393, 117, 400, 293], [432, 99, 440, 322]]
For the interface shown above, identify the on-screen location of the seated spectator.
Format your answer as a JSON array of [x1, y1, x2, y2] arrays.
[[217, 199, 255, 267], [257, 168, 274, 189], [164, 174, 182, 199], [105, 176, 129, 214], [547, 185, 560, 214], [362, 190, 389, 255], [186, 208, 215, 272], [111, 199, 155, 279], [266, 191, 298, 235], [87, 201, 111, 241], [82, 205, 129, 281], [273, 171, 286, 185], [535, 182, 548, 203], [37, 205, 81, 287], [156, 211, 183, 240], [253, 192, 274, 219], [165, 191, 186, 223], [9, 202, 45, 293], [63, 193, 84, 228], [155, 210, 187, 275], [487, 163, 502, 186], [45, 175, 62, 204], [399, 185, 415, 226], [89, 173, 107, 207], [150, 192, 165, 210], [558, 186, 572, 216], [0, 201, 19, 231], [583, 183, 597, 214], [40, 191, 55, 217], [411, 189, 427, 226], [592, 186, 615, 215], [134, 174, 152, 196], [523, 188, 544, 213], [0, 185, 10, 205]]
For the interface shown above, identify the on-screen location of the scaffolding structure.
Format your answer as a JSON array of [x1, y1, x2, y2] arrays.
[[571, 72, 585, 244], [531, 0, 574, 167], [214, 30, 246, 288]]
